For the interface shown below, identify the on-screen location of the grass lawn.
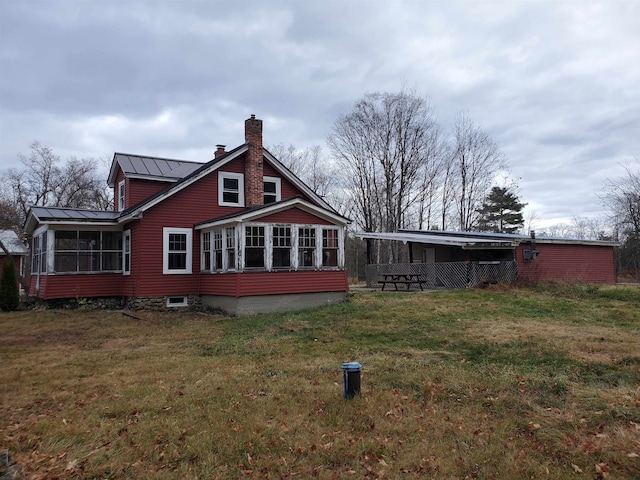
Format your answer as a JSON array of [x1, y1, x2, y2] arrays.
[[1, 284, 639, 479]]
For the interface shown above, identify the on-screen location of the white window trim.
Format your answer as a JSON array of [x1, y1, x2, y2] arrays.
[[199, 223, 345, 273], [123, 229, 131, 275], [118, 180, 125, 212], [163, 227, 193, 274], [218, 172, 245, 207], [263, 176, 281, 203]]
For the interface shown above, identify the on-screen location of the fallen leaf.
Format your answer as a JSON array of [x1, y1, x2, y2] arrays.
[[571, 464, 583, 473], [627, 452, 639, 458]]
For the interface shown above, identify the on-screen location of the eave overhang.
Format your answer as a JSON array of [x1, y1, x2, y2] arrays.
[[195, 197, 350, 230]]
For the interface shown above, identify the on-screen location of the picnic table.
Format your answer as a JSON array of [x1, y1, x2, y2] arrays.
[[379, 273, 426, 291]]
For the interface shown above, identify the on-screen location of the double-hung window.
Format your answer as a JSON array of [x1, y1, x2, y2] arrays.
[[298, 227, 316, 268], [225, 228, 236, 270], [163, 227, 192, 274], [264, 177, 281, 204], [123, 230, 131, 274], [322, 228, 339, 267], [201, 231, 211, 271], [219, 172, 244, 207], [213, 230, 223, 270], [245, 226, 265, 268], [272, 226, 291, 269], [117, 180, 126, 212]]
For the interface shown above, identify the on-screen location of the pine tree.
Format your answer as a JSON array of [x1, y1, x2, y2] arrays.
[[476, 187, 526, 234], [0, 259, 20, 311]]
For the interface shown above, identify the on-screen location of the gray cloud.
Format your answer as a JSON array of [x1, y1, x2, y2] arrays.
[[1, 0, 638, 228]]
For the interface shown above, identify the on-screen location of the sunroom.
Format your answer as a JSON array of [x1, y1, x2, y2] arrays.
[[195, 197, 347, 273]]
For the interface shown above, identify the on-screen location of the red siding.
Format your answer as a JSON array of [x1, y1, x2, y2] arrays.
[[258, 208, 333, 225], [127, 178, 172, 208], [200, 270, 348, 297], [39, 274, 125, 300], [516, 243, 615, 284]]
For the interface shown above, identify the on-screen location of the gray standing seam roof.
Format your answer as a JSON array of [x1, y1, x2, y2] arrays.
[[30, 206, 120, 222], [114, 153, 203, 180]]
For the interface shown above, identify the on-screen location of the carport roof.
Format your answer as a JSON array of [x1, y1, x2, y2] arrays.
[[355, 231, 520, 248], [355, 230, 619, 248]]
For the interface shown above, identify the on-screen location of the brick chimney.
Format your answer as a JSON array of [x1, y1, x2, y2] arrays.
[[244, 114, 264, 207], [214, 144, 226, 158]]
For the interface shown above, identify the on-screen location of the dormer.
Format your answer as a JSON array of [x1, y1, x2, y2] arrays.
[[107, 153, 202, 211]]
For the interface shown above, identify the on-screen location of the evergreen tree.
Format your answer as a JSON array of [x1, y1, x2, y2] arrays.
[[476, 187, 526, 233], [0, 259, 20, 311]]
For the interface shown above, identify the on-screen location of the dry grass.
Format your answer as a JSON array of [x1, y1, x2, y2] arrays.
[[1, 285, 639, 479]]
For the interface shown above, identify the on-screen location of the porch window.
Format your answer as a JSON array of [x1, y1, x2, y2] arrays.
[[53, 230, 122, 273], [272, 226, 291, 269], [213, 230, 223, 270], [245, 226, 265, 268], [163, 227, 192, 274], [322, 228, 339, 267], [31, 231, 47, 274], [225, 227, 236, 270], [298, 227, 316, 268], [201, 231, 211, 271]]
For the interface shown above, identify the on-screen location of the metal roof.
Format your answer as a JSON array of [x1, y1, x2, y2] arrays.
[[355, 231, 519, 248], [0, 229, 29, 255], [357, 230, 619, 248], [29, 206, 120, 222], [108, 153, 203, 186]]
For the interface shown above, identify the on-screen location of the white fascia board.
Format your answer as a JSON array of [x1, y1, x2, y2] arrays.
[[532, 238, 620, 247], [125, 174, 181, 183], [355, 231, 518, 248], [117, 146, 249, 224], [39, 221, 121, 229], [195, 198, 349, 231]]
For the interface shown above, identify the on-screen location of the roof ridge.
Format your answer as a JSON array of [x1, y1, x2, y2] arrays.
[[114, 152, 203, 164]]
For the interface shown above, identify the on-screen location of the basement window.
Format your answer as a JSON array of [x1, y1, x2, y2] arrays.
[[166, 296, 188, 307]]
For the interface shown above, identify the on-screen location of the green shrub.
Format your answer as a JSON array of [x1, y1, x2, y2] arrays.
[[0, 259, 20, 311]]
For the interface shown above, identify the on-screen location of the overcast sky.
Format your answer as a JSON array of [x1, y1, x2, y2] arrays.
[[1, 0, 638, 229]]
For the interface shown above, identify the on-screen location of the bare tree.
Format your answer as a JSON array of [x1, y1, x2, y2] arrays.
[[601, 160, 640, 238], [328, 91, 438, 227], [1, 142, 113, 231], [600, 160, 640, 277], [270, 144, 338, 201], [449, 112, 506, 231]]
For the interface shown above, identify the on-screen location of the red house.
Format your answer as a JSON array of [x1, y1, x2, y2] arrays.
[[24, 116, 350, 314]]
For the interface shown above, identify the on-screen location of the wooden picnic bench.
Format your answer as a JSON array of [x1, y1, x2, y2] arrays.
[[379, 273, 426, 291]]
